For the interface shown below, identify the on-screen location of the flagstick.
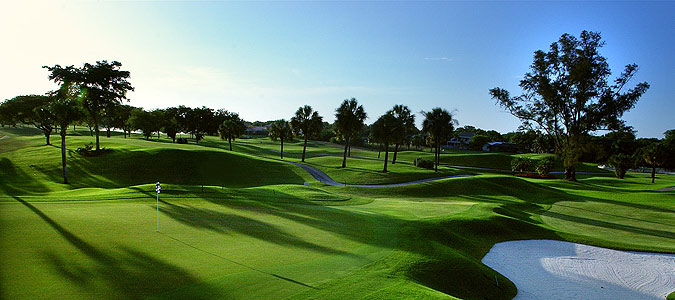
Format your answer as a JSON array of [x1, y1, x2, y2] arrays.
[[156, 191, 159, 232]]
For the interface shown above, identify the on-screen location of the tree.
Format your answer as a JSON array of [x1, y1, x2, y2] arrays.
[[161, 107, 180, 143], [4, 95, 55, 145], [130, 109, 160, 140], [490, 31, 649, 180], [268, 119, 293, 159], [334, 98, 367, 168], [371, 113, 404, 172], [44, 60, 134, 151], [50, 82, 85, 184], [469, 134, 490, 151], [189, 106, 214, 143], [422, 108, 456, 172], [219, 112, 246, 151], [608, 154, 633, 179], [387, 105, 415, 164], [638, 143, 669, 183], [110, 104, 134, 138], [290, 105, 323, 162]]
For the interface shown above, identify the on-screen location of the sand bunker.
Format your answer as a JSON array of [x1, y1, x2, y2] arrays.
[[482, 240, 675, 300]]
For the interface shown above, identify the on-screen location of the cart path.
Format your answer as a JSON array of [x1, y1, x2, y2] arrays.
[[288, 162, 474, 187]]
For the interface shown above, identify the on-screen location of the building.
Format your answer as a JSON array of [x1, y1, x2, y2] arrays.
[[482, 142, 519, 153], [444, 132, 475, 149]]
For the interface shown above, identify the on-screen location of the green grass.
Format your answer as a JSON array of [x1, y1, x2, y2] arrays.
[[1, 127, 674, 299]]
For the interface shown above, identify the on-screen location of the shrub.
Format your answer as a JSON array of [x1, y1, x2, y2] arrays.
[[535, 157, 555, 175], [511, 157, 534, 173], [76, 142, 112, 156], [177, 138, 188, 144], [608, 153, 633, 179], [414, 157, 434, 169]]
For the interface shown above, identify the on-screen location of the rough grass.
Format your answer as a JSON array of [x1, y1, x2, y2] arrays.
[[1, 127, 674, 300]]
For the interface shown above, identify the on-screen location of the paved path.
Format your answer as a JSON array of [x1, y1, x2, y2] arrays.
[[289, 162, 474, 187], [652, 186, 675, 192]]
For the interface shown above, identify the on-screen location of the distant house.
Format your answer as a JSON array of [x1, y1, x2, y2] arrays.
[[245, 123, 271, 136], [444, 132, 475, 149], [482, 142, 519, 153]]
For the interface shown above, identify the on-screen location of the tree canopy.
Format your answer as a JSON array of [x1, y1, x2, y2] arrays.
[[490, 30, 649, 180]]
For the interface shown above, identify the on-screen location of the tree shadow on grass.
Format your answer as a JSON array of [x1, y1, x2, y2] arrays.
[[12, 196, 220, 300], [157, 199, 357, 257], [0, 158, 50, 194]]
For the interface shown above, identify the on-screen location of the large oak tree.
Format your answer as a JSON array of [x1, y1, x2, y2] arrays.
[[490, 31, 649, 180]]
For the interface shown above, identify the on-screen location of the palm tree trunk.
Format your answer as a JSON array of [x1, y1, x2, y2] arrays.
[[280, 137, 284, 159], [392, 144, 399, 164], [302, 136, 308, 162], [341, 136, 350, 168], [435, 142, 440, 172], [94, 123, 100, 151], [60, 127, 68, 184], [383, 143, 389, 172]]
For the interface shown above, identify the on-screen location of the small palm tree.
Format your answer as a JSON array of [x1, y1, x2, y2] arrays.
[[219, 112, 246, 151], [387, 104, 415, 164], [268, 119, 293, 159], [422, 108, 456, 172], [371, 113, 404, 172], [290, 105, 323, 162], [334, 98, 367, 168]]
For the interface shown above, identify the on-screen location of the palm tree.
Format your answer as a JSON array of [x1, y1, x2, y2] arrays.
[[334, 98, 367, 168], [639, 143, 668, 183], [371, 113, 404, 172], [219, 112, 246, 151], [268, 119, 293, 159], [422, 108, 456, 172], [290, 105, 323, 162], [50, 82, 85, 184], [387, 104, 415, 164]]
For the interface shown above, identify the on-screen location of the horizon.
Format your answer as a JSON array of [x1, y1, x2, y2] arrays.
[[1, 1, 673, 138]]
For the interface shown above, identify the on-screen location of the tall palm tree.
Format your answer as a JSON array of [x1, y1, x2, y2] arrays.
[[334, 98, 367, 168], [219, 112, 246, 151], [387, 104, 415, 164], [50, 82, 84, 184], [371, 113, 404, 172], [422, 108, 456, 172], [290, 105, 323, 162], [268, 119, 293, 159]]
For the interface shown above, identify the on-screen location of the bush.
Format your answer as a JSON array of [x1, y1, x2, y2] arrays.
[[414, 157, 435, 169], [535, 157, 554, 175], [511, 157, 534, 173], [608, 153, 633, 179], [177, 138, 188, 144], [76, 142, 112, 156]]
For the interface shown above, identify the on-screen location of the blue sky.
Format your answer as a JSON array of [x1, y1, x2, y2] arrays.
[[1, 1, 673, 137]]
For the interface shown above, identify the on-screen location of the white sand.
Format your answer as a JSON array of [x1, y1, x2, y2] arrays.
[[482, 240, 675, 300]]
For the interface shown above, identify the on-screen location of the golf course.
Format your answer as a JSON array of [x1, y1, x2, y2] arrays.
[[1, 127, 674, 299]]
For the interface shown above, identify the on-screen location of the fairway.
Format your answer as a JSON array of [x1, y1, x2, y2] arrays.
[[1, 129, 674, 299]]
